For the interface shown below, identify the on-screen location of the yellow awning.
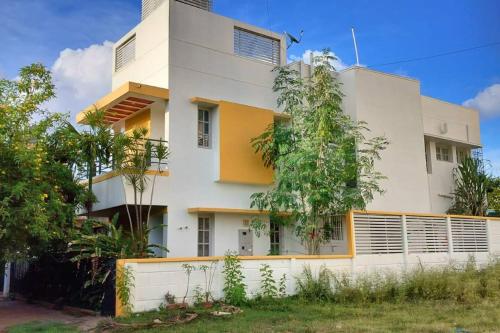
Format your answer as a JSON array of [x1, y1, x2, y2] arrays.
[[76, 82, 169, 124]]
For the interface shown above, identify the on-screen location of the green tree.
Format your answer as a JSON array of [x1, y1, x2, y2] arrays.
[[250, 50, 388, 254], [449, 156, 488, 216], [0, 64, 85, 261], [113, 128, 169, 257], [487, 177, 500, 213]]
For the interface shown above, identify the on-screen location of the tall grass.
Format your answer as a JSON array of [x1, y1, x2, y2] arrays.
[[296, 257, 500, 304]]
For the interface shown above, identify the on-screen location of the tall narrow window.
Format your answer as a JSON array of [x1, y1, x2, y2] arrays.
[[115, 35, 136, 71], [234, 27, 280, 65], [436, 145, 452, 162], [197, 108, 210, 148], [457, 149, 469, 164], [269, 220, 281, 255], [198, 216, 211, 256]]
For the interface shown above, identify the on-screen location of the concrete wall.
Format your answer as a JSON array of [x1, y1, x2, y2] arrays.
[[339, 68, 431, 213], [123, 249, 496, 313], [422, 96, 481, 146], [112, 0, 170, 89], [121, 217, 500, 314]]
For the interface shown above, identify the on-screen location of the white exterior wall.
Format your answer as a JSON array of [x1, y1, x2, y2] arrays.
[[125, 250, 497, 313], [339, 68, 432, 213], [422, 96, 481, 146], [163, 1, 286, 257], [112, 0, 170, 89]]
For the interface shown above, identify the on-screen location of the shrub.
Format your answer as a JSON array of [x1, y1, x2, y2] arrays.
[[222, 251, 247, 305], [294, 258, 500, 305], [295, 265, 334, 301], [259, 264, 278, 298]]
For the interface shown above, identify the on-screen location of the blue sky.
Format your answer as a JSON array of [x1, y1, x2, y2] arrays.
[[1, 0, 499, 174]]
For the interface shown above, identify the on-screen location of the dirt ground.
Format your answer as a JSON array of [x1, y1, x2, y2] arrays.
[[0, 297, 102, 332]]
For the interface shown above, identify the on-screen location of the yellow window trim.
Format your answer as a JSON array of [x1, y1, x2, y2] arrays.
[[190, 96, 285, 119]]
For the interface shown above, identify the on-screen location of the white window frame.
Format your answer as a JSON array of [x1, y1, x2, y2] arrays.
[[197, 216, 212, 257], [197, 108, 211, 148], [436, 145, 452, 162]]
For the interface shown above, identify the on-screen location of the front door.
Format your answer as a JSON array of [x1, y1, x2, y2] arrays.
[[238, 229, 253, 256]]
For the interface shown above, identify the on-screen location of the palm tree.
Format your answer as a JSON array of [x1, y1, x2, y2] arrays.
[[449, 156, 488, 216]]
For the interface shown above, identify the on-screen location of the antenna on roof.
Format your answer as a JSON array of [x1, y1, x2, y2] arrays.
[[351, 27, 360, 66], [285, 30, 304, 49]]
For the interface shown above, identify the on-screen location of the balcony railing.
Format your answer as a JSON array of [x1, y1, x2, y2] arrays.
[[92, 138, 168, 178]]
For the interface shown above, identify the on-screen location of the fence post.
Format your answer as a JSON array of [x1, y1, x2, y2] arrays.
[[3, 262, 10, 297], [401, 215, 408, 271], [446, 216, 454, 256]]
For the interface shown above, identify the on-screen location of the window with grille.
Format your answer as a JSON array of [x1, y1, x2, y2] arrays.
[[234, 27, 280, 65], [115, 35, 136, 71], [354, 214, 403, 254], [451, 218, 488, 252], [197, 108, 210, 148], [406, 216, 448, 253], [436, 145, 452, 162], [269, 220, 281, 255], [326, 215, 344, 241], [198, 216, 211, 256]]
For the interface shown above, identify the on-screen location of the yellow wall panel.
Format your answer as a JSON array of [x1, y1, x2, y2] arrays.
[[219, 101, 274, 185], [125, 109, 151, 137]]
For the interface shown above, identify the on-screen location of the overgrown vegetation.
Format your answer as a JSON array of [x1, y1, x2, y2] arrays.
[[296, 258, 500, 304], [222, 251, 247, 305], [116, 265, 135, 316], [250, 50, 388, 254]]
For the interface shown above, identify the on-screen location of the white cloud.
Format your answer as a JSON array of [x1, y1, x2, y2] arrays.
[[46, 41, 114, 122], [289, 49, 348, 71], [463, 83, 500, 117]]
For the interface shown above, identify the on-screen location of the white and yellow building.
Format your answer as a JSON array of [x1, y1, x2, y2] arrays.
[[79, 0, 482, 259]]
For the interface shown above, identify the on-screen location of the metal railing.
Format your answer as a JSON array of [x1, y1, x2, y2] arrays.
[[93, 138, 168, 178]]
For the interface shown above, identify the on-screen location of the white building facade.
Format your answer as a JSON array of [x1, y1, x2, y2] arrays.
[[79, 0, 482, 258]]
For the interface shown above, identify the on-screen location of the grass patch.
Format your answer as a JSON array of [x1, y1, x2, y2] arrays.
[[112, 298, 500, 333], [7, 321, 79, 333]]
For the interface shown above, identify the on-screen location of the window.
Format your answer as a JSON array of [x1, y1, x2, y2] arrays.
[[197, 108, 210, 148], [436, 145, 452, 162], [115, 35, 136, 71], [457, 149, 470, 164], [269, 220, 281, 255], [198, 216, 211, 256], [328, 215, 344, 241], [234, 27, 280, 65]]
